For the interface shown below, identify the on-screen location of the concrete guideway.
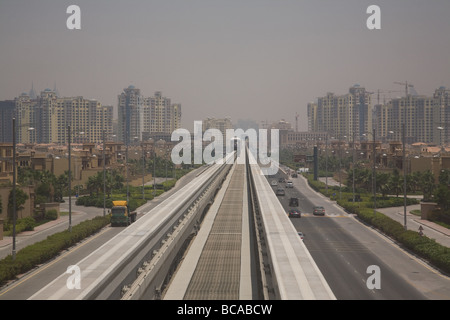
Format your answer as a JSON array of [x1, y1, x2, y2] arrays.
[[165, 163, 252, 299]]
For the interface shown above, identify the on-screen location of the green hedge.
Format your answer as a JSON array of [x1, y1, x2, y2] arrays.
[[3, 217, 36, 236], [0, 215, 110, 286], [45, 209, 58, 221], [305, 175, 450, 274]]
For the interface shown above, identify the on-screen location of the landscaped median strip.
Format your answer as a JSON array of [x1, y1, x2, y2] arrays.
[[304, 174, 450, 275], [0, 215, 111, 287]]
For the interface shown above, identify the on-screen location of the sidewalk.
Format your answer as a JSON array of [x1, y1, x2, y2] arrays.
[[415, 218, 450, 237]]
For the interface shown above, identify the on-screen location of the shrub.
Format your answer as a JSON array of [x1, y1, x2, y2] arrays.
[[45, 209, 58, 221], [18, 217, 36, 232], [163, 179, 176, 191], [3, 217, 36, 236]]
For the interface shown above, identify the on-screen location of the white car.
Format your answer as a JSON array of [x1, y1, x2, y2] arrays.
[[286, 181, 293, 188]]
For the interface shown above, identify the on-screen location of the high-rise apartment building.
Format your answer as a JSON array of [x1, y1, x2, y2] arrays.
[[307, 102, 318, 132], [12, 88, 112, 144], [433, 86, 450, 146], [119, 88, 182, 143], [118, 85, 143, 145], [144, 91, 181, 136], [0, 100, 15, 143], [35, 89, 58, 144], [374, 87, 450, 144], [15, 93, 37, 143], [56, 97, 113, 144], [308, 84, 372, 139]]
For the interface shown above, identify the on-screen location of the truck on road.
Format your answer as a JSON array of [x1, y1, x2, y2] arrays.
[[111, 201, 137, 227]]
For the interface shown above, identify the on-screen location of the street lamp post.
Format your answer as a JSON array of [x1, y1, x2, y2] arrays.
[[68, 125, 72, 232], [103, 129, 106, 217], [403, 123, 407, 230], [372, 128, 377, 215], [12, 118, 17, 260], [153, 149, 156, 196], [325, 133, 328, 195], [364, 129, 377, 215], [338, 136, 343, 201], [352, 132, 356, 203], [126, 143, 129, 204], [165, 148, 169, 182], [142, 143, 145, 200]]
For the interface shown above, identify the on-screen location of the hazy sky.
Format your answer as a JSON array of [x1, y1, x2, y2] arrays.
[[1, 0, 449, 131]]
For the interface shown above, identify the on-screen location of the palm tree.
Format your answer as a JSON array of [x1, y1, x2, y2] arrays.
[[409, 171, 422, 193], [359, 168, 372, 191], [388, 170, 403, 197], [421, 170, 436, 202], [54, 171, 70, 202], [7, 188, 29, 221], [434, 184, 450, 211], [111, 170, 124, 190], [86, 172, 103, 196], [376, 172, 390, 197], [438, 169, 450, 186]]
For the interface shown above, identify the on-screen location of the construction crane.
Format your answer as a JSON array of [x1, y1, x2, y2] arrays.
[[367, 89, 404, 105], [394, 81, 414, 97]]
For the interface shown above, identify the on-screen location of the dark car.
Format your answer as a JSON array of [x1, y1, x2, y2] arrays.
[[313, 206, 325, 216], [276, 188, 285, 196], [289, 197, 299, 207], [288, 209, 301, 218], [291, 173, 298, 178]]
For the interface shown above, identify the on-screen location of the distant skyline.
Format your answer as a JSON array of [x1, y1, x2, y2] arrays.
[[1, 0, 449, 131]]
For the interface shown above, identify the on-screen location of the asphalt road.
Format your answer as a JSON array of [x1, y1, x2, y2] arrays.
[[268, 169, 450, 300]]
